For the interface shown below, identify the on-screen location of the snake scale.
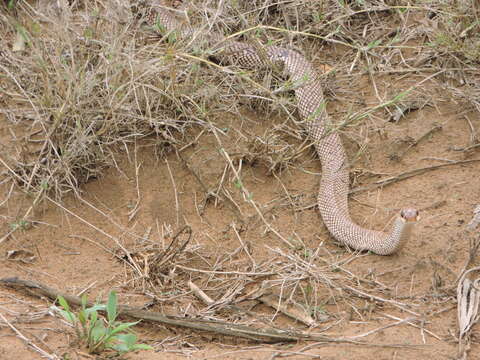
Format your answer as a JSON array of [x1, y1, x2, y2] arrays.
[[148, 4, 418, 255]]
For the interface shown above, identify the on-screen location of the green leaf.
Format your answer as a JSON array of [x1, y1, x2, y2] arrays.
[[131, 344, 154, 350], [57, 309, 77, 324], [81, 294, 87, 309], [78, 309, 86, 325], [31, 22, 41, 34], [106, 291, 117, 323], [366, 39, 381, 50], [155, 22, 166, 34], [112, 341, 130, 353], [90, 321, 106, 344], [108, 321, 140, 337], [56, 297, 77, 324], [57, 296, 70, 312], [389, 90, 410, 105], [167, 31, 177, 44], [84, 28, 94, 39], [313, 11, 323, 22], [90, 310, 98, 328], [111, 334, 153, 353], [115, 333, 137, 347], [84, 304, 105, 317], [55, 290, 151, 354]]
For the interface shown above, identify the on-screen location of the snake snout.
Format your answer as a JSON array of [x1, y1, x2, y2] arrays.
[[400, 208, 419, 222]]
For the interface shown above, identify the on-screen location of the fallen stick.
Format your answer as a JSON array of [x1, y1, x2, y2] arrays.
[[390, 123, 442, 160], [188, 281, 215, 305], [1, 277, 423, 348], [258, 294, 316, 327], [350, 159, 480, 195], [297, 159, 479, 211]]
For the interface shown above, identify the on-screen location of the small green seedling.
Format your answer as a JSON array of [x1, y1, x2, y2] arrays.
[[54, 291, 152, 354], [9, 219, 31, 231]]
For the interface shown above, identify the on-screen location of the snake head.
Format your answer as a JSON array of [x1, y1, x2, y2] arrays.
[[400, 208, 419, 222]]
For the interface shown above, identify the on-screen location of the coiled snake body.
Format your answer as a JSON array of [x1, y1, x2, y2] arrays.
[[151, 6, 418, 255]]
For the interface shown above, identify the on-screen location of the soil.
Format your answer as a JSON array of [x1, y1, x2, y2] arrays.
[[1, 3, 480, 360]]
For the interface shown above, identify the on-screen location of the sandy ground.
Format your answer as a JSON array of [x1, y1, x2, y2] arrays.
[[2, 95, 480, 359]]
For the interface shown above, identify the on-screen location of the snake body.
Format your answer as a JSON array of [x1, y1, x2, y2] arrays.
[[151, 6, 418, 255]]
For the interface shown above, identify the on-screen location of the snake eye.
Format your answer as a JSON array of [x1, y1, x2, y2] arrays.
[[401, 208, 419, 222]]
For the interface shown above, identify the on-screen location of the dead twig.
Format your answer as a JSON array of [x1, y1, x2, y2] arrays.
[[390, 123, 442, 161], [346, 317, 417, 340], [188, 281, 215, 305], [0, 277, 423, 348], [259, 293, 316, 327], [341, 284, 419, 316], [380, 313, 442, 341], [350, 159, 480, 195], [150, 225, 192, 275]]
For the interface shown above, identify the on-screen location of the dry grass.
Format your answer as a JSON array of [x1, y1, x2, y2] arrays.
[[2, 0, 479, 200], [0, 0, 480, 198]]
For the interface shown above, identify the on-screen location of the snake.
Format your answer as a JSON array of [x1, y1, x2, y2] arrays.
[[148, 4, 419, 255]]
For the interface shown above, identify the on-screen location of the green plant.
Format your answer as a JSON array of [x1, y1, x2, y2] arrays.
[[9, 219, 31, 231], [55, 291, 152, 354]]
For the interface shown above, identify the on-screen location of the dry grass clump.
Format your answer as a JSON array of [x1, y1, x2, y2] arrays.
[[426, 1, 479, 65], [414, 1, 480, 115], [0, 0, 272, 199], [1, 1, 183, 198], [2, 0, 479, 201]]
